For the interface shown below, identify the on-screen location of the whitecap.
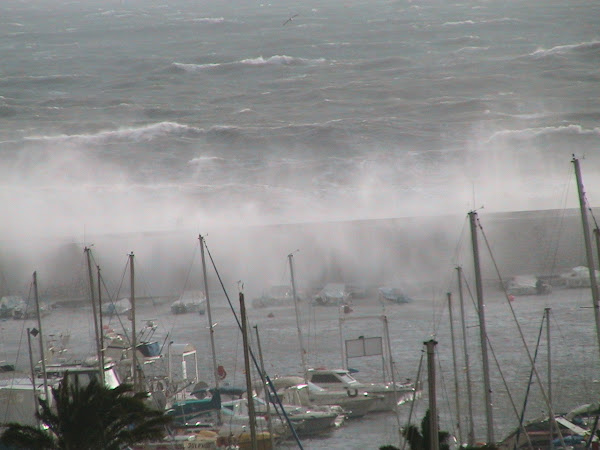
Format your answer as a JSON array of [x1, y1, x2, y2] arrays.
[[191, 17, 225, 24], [487, 124, 600, 142], [530, 41, 600, 58], [25, 121, 204, 145], [172, 62, 221, 72], [238, 55, 326, 66]]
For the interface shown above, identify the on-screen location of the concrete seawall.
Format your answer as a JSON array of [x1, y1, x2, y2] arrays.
[[3, 208, 593, 301]]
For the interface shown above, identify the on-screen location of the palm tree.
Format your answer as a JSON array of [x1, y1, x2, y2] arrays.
[[401, 409, 451, 450], [0, 374, 171, 449]]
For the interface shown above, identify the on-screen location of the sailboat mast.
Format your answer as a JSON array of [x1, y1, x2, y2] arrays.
[[572, 156, 600, 359], [239, 292, 258, 450], [425, 339, 440, 450], [447, 292, 463, 445], [199, 235, 220, 390], [85, 247, 104, 384], [456, 266, 475, 446], [382, 315, 403, 448], [545, 307, 552, 409], [97, 265, 105, 382], [32, 271, 49, 403], [129, 252, 139, 391], [288, 253, 308, 376], [254, 325, 275, 450], [26, 328, 40, 427], [468, 211, 495, 444]]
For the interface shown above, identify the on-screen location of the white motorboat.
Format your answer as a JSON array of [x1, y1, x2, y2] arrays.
[[306, 367, 419, 413], [255, 382, 345, 435], [271, 376, 379, 418]]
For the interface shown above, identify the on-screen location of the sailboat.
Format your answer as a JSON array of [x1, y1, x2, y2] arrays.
[[287, 253, 417, 415], [492, 157, 600, 449]]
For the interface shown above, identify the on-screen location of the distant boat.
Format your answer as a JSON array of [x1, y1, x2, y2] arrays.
[[0, 296, 25, 319], [559, 266, 600, 288], [101, 298, 131, 317], [0, 295, 52, 320], [251, 285, 294, 309], [171, 290, 206, 315], [313, 283, 350, 306], [503, 275, 552, 296], [377, 287, 413, 304]]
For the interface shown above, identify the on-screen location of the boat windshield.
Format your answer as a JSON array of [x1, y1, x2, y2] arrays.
[[104, 368, 121, 389], [307, 381, 326, 392], [338, 372, 357, 384]]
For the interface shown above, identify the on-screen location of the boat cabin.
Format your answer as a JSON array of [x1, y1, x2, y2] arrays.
[[306, 368, 359, 387]]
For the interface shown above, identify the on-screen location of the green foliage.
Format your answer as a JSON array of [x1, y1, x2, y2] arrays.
[[401, 409, 451, 450], [0, 375, 171, 450]]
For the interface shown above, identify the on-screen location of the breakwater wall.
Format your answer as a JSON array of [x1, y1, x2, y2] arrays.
[[1, 208, 592, 301]]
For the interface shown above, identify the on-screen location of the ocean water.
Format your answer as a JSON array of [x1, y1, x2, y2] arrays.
[[2, 0, 600, 240], [2, 0, 600, 447], [1, 285, 599, 449]]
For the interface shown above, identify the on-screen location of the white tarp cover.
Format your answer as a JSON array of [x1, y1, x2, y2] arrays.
[[346, 336, 383, 358]]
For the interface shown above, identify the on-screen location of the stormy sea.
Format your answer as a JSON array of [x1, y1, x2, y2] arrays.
[[1, 0, 600, 448]]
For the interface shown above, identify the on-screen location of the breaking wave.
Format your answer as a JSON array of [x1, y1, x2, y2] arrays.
[[190, 17, 225, 24], [24, 122, 205, 145], [442, 17, 518, 26], [487, 124, 600, 142], [530, 41, 600, 58], [171, 55, 327, 72]]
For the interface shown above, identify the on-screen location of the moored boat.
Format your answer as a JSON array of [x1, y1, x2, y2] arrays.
[[306, 367, 418, 413]]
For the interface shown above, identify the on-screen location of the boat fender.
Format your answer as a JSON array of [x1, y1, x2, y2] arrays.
[[347, 388, 358, 397]]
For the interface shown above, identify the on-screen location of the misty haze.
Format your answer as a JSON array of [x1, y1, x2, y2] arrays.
[[1, 0, 600, 448]]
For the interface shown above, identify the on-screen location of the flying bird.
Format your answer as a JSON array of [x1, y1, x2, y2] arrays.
[[283, 14, 299, 26]]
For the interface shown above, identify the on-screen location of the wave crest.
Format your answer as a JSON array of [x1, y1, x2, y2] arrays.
[[172, 55, 327, 73], [487, 124, 600, 142], [25, 121, 204, 145], [530, 41, 600, 58]]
